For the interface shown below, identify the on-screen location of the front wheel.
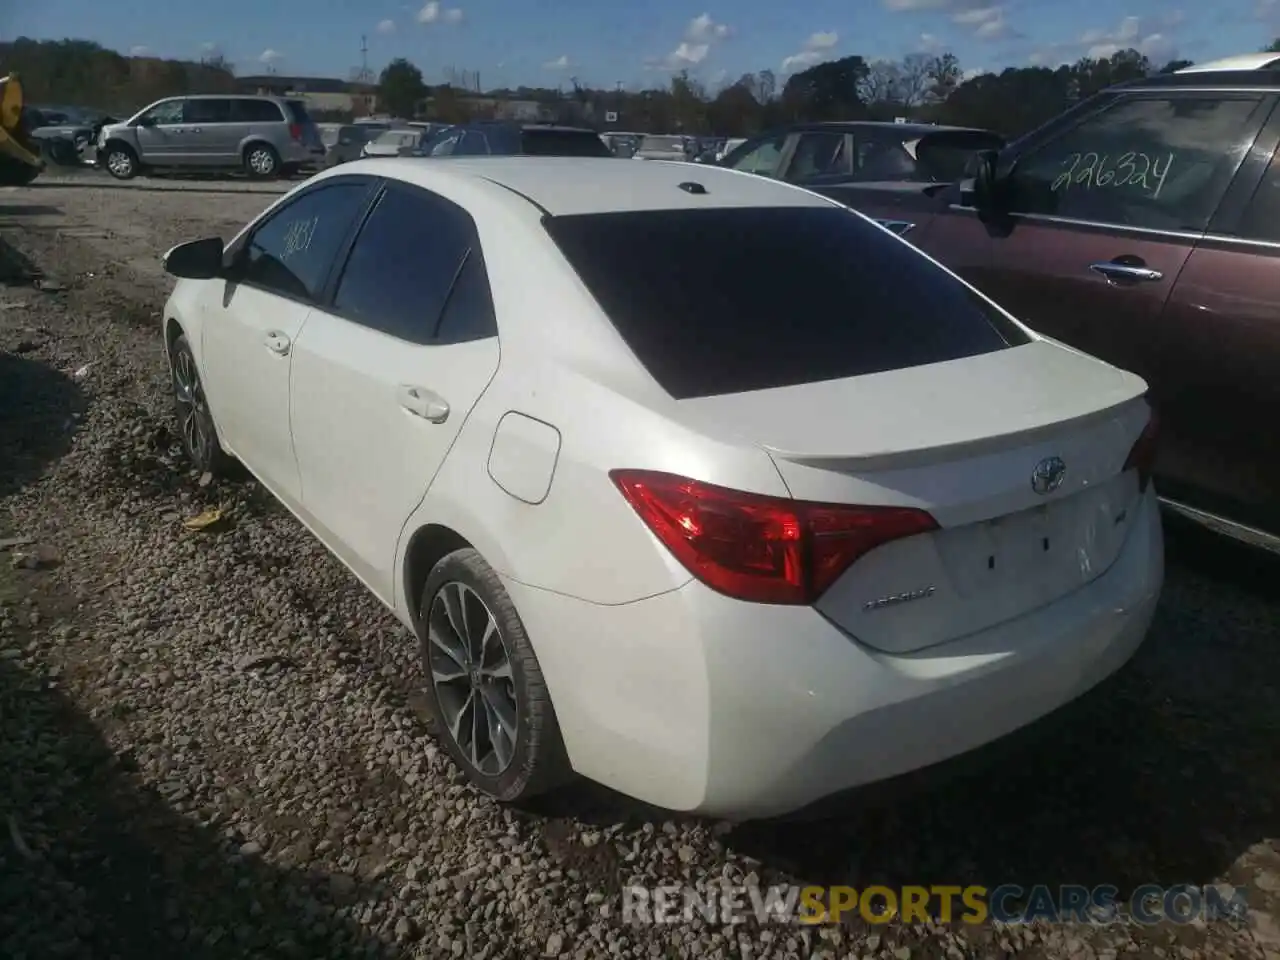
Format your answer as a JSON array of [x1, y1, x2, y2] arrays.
[[103, 144, 139, 180], [169, 333, 233, 476], [243, 143, 280, 179], [418, 548, 571, 803]]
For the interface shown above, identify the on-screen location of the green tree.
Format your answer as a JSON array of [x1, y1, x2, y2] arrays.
[[378, 58, 427, 118]]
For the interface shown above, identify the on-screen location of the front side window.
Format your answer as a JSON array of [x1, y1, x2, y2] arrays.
[[332, 185, 475, 342], [139, 100, 183, 125], [238, 182, 371, 301], [727, 134, 785, 176], [1005, 95, 1266, 232], [183, 99, 231, 124], [544, 206, 1029, 399], [454, 131, 489, 156]]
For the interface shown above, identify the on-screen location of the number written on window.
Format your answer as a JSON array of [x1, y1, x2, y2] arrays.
[[1051, 151, 1173, 198]]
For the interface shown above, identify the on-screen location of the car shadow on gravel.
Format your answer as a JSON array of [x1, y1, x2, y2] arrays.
[[0, 350, 85, 499], [0, 654, 402, 959]]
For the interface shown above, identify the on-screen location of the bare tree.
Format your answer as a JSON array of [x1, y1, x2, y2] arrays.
[[859, 60, 902, 105], [896, 53, 933, 107]]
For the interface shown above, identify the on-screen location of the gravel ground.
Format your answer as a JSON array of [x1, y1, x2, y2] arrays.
[[2, 173, 1280, 960]]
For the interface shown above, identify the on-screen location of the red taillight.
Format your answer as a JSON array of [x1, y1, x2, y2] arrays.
[[610, 470, 938, 605], [1123, 408, 1159, 492], [288, 123, 303, 141]]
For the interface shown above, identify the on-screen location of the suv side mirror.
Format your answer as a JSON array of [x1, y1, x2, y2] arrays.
[[969, 149, 1002, 212], [163, 237, 225, 280]]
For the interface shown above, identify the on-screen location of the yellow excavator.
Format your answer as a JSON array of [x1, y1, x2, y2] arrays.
[[0, 73, 44, 186]]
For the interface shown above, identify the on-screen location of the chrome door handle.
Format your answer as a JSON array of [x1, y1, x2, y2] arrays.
[[398, 385, 449, 423], [1089, 261, 1163, 283], [264, 331, 291, 356]]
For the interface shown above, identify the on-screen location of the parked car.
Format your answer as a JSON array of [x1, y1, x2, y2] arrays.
[[360, 127, 428, 159], [318, 123, 375, 166], [839, 66, 1280, 538], [720, 121, 1005, 191], [716, 137, 746, 162], [414, 122, 612, 158], [97, 94, 326, 180], [633, 134, 691, 162], [158, 156, 1161, 819]]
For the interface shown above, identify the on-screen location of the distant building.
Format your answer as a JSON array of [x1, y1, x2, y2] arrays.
[[235, 75, 377, 115]]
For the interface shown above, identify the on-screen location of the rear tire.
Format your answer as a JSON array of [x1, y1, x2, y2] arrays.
[[417, 548, 572, 803], [244, 143, 280, 179], [103, 143, 139, 180]]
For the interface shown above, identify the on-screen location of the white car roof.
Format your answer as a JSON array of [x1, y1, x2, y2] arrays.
[[1176, 54, 1280, 73], [335, 156, 834, 217]]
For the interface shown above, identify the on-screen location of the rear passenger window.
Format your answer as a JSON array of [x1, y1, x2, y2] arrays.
[[239, 182, 372, 301], [1234, 147, 1280, 242], [436, 251, 498, 343], [184, 99, 231, 124], [231, 99, 284, 123], [331, 185, 475, 343]]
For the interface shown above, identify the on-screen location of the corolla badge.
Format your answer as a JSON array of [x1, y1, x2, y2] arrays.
[[1031, 456, 1067, 495]]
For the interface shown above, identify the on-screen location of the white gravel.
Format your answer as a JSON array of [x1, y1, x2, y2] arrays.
[[2, 170, 1279, 960]]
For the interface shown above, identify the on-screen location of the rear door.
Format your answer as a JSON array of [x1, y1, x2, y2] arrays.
[[289, 182, 501, 599], [977, 92, 1272, 395], [1154, 110, 1280, 528], [183, 98, 235, 164]]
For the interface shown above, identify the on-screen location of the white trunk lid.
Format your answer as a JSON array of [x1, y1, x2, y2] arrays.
[[676, 340, 1151, 654]]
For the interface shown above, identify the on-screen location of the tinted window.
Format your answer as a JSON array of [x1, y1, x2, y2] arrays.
[[521, 129, 611, 157], [140, 100, 183, 124], [1234, 147, 1280, 242], [332, 185, 473, 342], [285, 100, 312, 124], [240, 183, 371, 301], [232, 99, 284, 123], [183, 99, 231, 124], [913, 130, 1004, 182], [455, 131, 489, 155], [855, 132, 920, 181], [727, 134, 784, 176], [1005, 95, 1265, 231], [544, 207, 1029, 399], [787, 132, 849, 181], [435, 251, 498, 343], [427, 131, 461, 156]]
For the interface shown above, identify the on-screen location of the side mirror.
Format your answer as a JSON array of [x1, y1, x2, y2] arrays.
[[162, 237, 224, 280], [969, 149, 1002, 212]]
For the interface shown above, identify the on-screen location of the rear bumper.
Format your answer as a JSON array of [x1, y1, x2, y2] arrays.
[[505, 487, 1163, 820]]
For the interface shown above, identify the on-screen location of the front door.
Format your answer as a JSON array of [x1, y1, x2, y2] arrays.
[[289, 183, 501, 600], [133, 98, 186, 164], [199, 179, 376, 505]]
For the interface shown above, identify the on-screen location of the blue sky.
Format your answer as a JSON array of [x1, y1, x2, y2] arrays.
[[6, 0, 1280, 89]]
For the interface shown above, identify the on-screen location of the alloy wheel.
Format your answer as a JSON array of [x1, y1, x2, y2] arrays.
[[426, 581, 519, 776], [107, 150, 133, 178], [248, 148, 276, 176], [172, 347, 212, 466]]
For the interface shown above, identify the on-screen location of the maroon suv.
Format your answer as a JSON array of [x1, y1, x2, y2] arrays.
[[830, 69, 1280, 538]]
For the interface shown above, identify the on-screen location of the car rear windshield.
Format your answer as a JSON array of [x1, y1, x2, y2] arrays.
[[284, 100, 312, 125], [520, 129, 611, 157], [543, 206, 1030, 399]]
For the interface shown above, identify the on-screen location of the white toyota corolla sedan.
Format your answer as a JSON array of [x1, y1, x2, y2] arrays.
[[160, 156, 1163, 820]]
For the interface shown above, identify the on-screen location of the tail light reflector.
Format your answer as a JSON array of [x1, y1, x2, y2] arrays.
[[610, 470, 938, 605], [288, 123, 303, 141], [1123, 407, 1159, 492]]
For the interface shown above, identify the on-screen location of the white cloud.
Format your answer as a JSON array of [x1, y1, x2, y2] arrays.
[[376, 18, 396, 33], [917, 32, 943, 53], [543, 54, 570, 70], [1031, 15, 1179, 66], [781, 30, 839, 72], [129, 45, 150, 57], [646, 14, 733, 71], [417, 1, 464, 24], [883, 0, 1013, 39], [962, 67, 986, 79], [200, 41, 218, 53], [883, 0, 949, 9], [259, 49, 283, 64]]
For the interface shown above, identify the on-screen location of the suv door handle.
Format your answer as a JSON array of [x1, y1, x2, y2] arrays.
[[1089, 261, 1163, 283], [264, 331, 291, 356], [398, 385, 449, 423]]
